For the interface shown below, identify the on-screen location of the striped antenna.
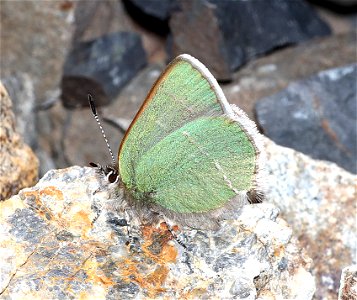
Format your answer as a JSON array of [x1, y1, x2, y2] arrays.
[[88, 94, 116, 164]]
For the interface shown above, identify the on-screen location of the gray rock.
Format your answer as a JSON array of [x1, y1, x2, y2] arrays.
[[256, 64, 357, 174], [264, 137, 356, 300], [0, 1, 73, 103], [0, 163, 314, 299], [222, 31, 357, 120], [61, 31, 147, 108], [72, 0, 167, 62], [169, 0, 331, 80], [2, 73, 37, 148]]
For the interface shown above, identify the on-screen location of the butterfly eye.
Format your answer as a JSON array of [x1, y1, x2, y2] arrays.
[[107, 171, 118, 184]]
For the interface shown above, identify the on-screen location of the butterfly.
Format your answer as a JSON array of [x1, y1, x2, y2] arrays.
[[90, 54, 264, 229]]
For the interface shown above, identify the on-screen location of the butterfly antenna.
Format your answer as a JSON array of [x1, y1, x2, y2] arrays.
[[88, 94, 116, 164]]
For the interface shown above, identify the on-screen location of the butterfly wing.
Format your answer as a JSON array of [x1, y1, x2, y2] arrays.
[[119, 54, 262, 214]]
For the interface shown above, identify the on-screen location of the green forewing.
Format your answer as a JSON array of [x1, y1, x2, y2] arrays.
[[119, 57, 257, 213], [119, 59, 224, 187]]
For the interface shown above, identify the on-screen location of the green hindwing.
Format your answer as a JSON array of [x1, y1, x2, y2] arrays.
[[118, 54, 261, 214], [134, 117, 256, 213]]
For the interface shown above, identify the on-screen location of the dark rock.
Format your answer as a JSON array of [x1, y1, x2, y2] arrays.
[[256, 64, 357, 174], [169, 0, 331, 80], [308, 0, 357, 14], [72, 0, 167, 63], [125, 0, 177, 21], [61, 32, 147, 108], [222, 31, 356, 120]]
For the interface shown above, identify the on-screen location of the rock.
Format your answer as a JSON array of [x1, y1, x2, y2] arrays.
[[311, 0, 357, 10], [256, 64, 357, 174], [0, 165, 314, 299], [61, 65, 163, 169], [222, 31, 356, 120], [61, 31, 147, 108], [125, 0, 177, 21], [0, 82, 39, 201], [338, 265, 357, 300], [64, 105, 122, 169], [0, 1, 74, 103], [264, 137, 356, 300], [2, 73, 37, 148], [72, 0, 166, 63], [103, 64, 164, 121], [169, 0, 331, 80]]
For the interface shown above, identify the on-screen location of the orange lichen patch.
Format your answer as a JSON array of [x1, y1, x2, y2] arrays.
[[22, 190, 56, 221], [171, 225, 180, 232], [117, 224, 179, 297], [68, 210, 93, 238], [39, 186, 64, 201], [141, 224, 178, 264], [180, 288, 209, 299], [145, 265, 169, 294], [82, 257, 115, 287], [22, 190, 40, 201], [64, 255, 114, 298], [119, 258, 141, 280], [118, 258, 169, 298], [274, 245, 285, 258]]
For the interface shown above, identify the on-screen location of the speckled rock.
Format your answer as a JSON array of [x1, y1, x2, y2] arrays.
[[263, 137, 356, 300], [0, 166, 314, 299], [338, 265, 357, 300], [256, 64, 357, 174], [0, 82, 38, 201]]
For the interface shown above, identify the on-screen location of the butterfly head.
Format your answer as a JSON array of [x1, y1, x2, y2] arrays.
[[89, 162, 120, 185]]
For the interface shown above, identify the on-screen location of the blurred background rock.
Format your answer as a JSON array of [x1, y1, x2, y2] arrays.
[[0, 1, 356, 298], [1, 0, 355, 176]]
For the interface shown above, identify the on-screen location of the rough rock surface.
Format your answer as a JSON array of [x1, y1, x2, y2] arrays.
[[0, 164, 314, 299], [338, 265, 357, 300], [256, 64, 356, 174], [0, 82, 39, 201], [0, 1, 74, 103], [2, 73, 37, 149], [222, 31, 356, 120], [61, 31, 147, 108], [264, 137, 356, 300], [169, 0, 331, 80], [72, 0, 167, 63]]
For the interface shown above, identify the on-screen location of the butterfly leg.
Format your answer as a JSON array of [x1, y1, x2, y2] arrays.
[[160, 218, 188, 250], [160, 218, 195, 274], [123, 210, 141, 251]]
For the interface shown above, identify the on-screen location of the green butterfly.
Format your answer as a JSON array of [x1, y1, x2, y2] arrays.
[[90, 54, 264, 228]]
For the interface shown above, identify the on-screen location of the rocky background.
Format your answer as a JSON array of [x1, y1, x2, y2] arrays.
[[0, 0, 356, 299]]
